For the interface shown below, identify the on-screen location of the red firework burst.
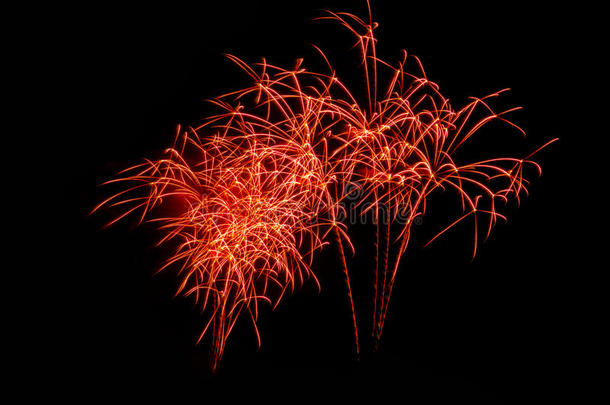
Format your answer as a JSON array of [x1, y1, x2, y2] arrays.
[[94, 1, 555, 368]]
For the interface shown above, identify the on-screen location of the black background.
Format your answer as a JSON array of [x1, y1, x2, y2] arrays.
[[52, 1, 599, 402]]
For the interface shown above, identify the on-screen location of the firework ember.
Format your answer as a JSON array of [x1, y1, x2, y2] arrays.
[[94, 1, 555, 368]]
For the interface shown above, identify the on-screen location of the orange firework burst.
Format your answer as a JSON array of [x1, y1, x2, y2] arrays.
[[315, 8, 557, 341], [94, 1, 555, 368], [93, 55, 352, 368]]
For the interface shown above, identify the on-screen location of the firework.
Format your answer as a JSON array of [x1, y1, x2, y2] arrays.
[[315, 8, 556, 341], [94, 55, 355, 367], [95, 1, 555, 367]]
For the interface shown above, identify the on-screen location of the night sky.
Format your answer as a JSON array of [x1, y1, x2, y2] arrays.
[[52, 1, 598, 402]]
